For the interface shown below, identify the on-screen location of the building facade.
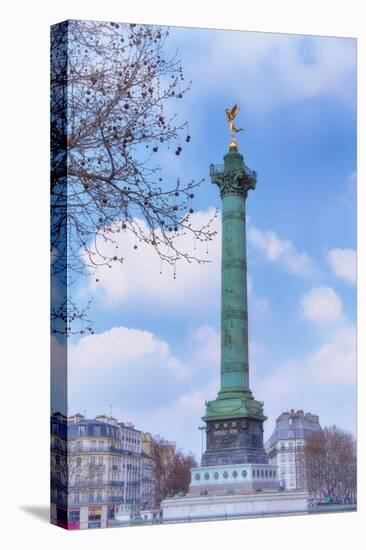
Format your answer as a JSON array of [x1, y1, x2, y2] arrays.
[[265, 409, 321, 490], [141, 452, 156, 510], [50, 412, 68, 528], [51, 412, 156, 529]]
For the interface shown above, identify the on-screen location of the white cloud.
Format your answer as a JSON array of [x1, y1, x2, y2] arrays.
[[83, 210, 272, 323], [131, 380, 219, 456], [178, 30, 356, 113], [68, 326, 190, 415], [68, 322, 270, 457], [255, 324, 356, 439], [255, 285, 356, 436], [248, 226, 315, 276], [68, 324, 222, 458], [71, 326, 187, 378], [300, 286, 344, 323], [83, 209, 221, 312], [327, 247, 356, 284], [307, 325, 356, 385]]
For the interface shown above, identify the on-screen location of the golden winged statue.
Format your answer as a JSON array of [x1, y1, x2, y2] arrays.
[[225, 104, 244, 137]]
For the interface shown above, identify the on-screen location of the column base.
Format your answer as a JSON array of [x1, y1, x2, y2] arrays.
[[203, 390, 266, 423]]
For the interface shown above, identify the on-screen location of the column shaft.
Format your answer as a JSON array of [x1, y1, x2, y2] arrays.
[[220, 193, 249, 393]]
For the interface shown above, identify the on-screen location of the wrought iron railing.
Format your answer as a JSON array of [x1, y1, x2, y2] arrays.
[[69, 496, 125, 505], [209, 163, 257, 183], [69, 480, 125, 489], [210, 163, 224, 176]]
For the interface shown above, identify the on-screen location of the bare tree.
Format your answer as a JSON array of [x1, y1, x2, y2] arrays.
[[147, 435, 197, 506], [304, 430, 326, 500], [165, 449, 197, 498], [304, 425, 357, 503], [51, 20, 217, 335]]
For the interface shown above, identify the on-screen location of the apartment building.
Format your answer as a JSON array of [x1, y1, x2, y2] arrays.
[[51, 412, 155, 529]]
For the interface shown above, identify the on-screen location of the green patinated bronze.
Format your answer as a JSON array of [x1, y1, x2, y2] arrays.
[[203, 140, 266, 423]]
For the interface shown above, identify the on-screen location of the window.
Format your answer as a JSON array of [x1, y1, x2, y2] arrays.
[[74, 493, 80, 504], [69, 509, 80, 522], [88, 507, 102, 529], [98, 456, 103, 466], [76, 457, 82, 468], [78, 426, 85, 437], [98, 440, 104, 450], [94, 426, 101, 437], [77, 441, 83, 452], [91, 440, 97, 451]]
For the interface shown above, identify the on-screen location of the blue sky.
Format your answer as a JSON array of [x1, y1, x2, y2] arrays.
[[59, 26, 356, 459]]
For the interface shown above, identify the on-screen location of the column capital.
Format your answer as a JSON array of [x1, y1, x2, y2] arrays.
[[210, 152, 257, 198]]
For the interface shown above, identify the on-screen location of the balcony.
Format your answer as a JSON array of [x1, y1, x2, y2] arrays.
[[210, 163, 224, 176], [68, 446, 140, 456], [68, 496, 124, 505], [69, 480, 124, 489], [89, 465, 105, 471], [209, 163, 257, 183]]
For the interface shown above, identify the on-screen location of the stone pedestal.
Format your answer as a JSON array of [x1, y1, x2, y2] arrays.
[[161, 490, 309, 521], [188, 463, 279, 496], [202, 417, 268, 466]]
